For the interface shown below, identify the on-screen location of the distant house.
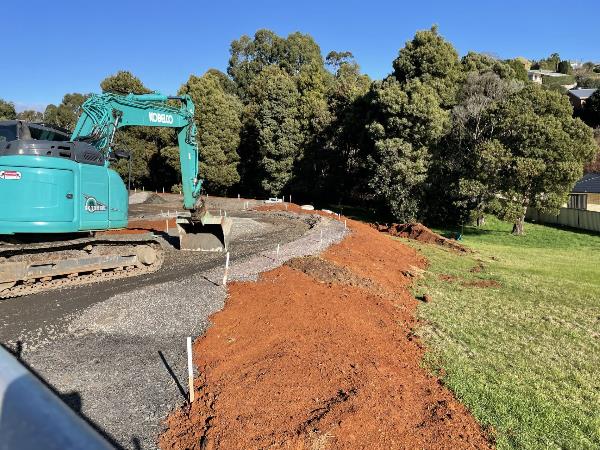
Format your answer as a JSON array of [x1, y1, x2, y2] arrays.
[[570, 61, 583, 70], [567, 88, 597, 110], [568, 173, 600, 211], [528, 71, 543, 83], [527, 69, 566, 84]]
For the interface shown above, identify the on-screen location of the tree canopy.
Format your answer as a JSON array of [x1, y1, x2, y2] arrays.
[[44, 93, 89, 130], [490, 84, 596, 233], [101, 71, 151, 94], [581, 90, 600, 128], [16, 110, 44, 122], [179, 71, 242, 194], [3, 27, 598, 235], [0, 100, 16, 120], [245, 65, 302, 196]]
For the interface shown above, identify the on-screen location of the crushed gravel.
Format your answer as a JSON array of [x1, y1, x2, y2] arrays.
[[1, 210, 347, 449]]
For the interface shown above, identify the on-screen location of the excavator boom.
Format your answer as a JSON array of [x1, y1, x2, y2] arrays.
[[69, 92, 231, 251]]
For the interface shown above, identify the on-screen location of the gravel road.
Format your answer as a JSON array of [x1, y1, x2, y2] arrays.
[[0, 208, 346, 449]]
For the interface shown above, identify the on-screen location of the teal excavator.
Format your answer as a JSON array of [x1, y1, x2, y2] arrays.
[[0, 93, 232, 299]]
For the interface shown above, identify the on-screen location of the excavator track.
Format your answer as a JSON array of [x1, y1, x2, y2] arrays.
[[0, 235, 164, 299]]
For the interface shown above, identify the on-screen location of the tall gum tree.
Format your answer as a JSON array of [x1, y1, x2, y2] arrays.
[[246, 65, 302, 196], [366, 78, 449, 221], [443, 72, 523, 225], [365, 26, 456, 221], [323, 52, 371, 204]]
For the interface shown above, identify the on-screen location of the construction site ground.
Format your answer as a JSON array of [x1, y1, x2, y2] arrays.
[[0, 197, 492, 449], [0, 196, 345, 449], [160, 205, 491, 449]]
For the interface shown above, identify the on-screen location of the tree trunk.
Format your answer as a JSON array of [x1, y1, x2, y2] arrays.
[[512, 215, 525, 235], [476, 214, 486, 227]]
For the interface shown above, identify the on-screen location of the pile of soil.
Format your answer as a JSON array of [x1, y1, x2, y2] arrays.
[[256, 203, 342, 220], [159, 216, 491, 449], [129, 191, 168, 205], [285, 256, 375, 290], [376, 223, 469, 253]]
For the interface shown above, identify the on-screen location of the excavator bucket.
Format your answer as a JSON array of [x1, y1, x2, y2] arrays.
[[176, 209, 232, 252]]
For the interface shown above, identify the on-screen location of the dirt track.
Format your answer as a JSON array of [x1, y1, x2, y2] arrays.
[[159, 213, 491, 449]]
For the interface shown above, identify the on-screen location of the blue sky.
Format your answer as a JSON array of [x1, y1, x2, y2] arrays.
[[2, 0, 598, 111]]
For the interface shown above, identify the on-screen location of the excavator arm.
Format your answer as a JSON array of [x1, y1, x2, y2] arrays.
[[71, 93, 202, 210], [70, 92, 231, 251]]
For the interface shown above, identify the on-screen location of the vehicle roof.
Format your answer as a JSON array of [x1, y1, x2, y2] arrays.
[[568, 88, 597, 99], [0, 120, 71, 139]]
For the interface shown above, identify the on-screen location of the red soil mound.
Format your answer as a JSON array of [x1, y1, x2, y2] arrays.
[[376, 222, 469, 253], [159, 216, 491, 449]]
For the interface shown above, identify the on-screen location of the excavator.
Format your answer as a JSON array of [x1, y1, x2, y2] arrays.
[[0, 92, 232, 299]]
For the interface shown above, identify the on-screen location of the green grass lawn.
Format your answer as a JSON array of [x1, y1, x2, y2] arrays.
[[404, 217, 600, 449]]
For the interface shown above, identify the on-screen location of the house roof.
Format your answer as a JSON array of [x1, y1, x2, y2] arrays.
[[527, 70, 565, 77], [572, 173, 600, 193], [568, 88, 597, 99]]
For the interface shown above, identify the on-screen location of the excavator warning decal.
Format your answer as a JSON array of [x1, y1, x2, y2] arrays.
[[0, 170, 22, 180], [83, 194, 107, 213]]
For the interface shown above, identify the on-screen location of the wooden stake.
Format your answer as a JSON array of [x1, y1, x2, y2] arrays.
[[222, 252, 230, 286], [165, 219, 169, 233], [320, 229, 323, 245], [344, 219, 347, 229], [187, 337, 194, 403], [276, 243, 280, 258]]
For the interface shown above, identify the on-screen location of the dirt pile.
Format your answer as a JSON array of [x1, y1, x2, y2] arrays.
[[159, 215, 491, 449], [285, 256, 375, 290], [129, 191, 168, 205], [376, 222, 469, 253]]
